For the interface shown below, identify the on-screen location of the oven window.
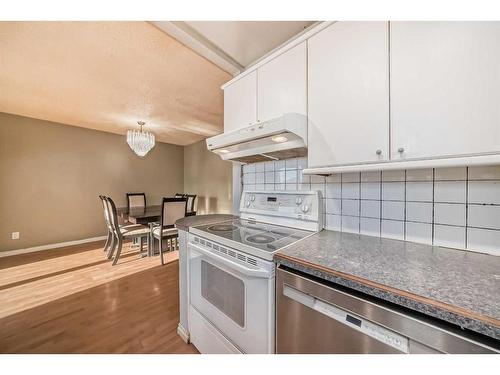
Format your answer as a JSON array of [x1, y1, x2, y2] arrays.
[[201, 260, 245, 328]]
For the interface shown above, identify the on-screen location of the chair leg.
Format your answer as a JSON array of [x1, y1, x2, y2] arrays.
[[139, 236, 144, 253], [104, 231, 112, 252], [107, 234, 117, 259], [112, 237, 123, 266], [160, 237, 165, 265]]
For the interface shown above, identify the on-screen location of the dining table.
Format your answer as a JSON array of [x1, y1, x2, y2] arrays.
[[116, 205, 162, 225], [116, 204, 196, 257]]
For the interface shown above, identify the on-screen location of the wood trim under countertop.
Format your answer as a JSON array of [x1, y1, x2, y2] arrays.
[[275, 253, 500, 329]]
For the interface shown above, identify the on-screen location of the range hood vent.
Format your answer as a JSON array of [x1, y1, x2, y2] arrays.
[[206, 113, 307, 163]]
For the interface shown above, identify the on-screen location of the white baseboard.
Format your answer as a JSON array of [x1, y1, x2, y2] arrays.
[[0, 235, 108, 258], [177, 323, 190, 344]]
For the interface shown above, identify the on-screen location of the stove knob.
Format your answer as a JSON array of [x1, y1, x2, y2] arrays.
[[245, 201, 250, 207], [301, 205, 309, 213], [295, 197, 303, 205], [250, 195, 256, 202]]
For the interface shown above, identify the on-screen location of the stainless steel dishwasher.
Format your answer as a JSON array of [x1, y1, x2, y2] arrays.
[[276, 266, 499, 354]]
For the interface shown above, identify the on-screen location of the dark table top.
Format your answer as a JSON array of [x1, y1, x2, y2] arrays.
[[117, 205, 162, 224]]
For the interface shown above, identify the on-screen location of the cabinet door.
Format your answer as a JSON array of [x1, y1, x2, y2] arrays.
[[257, 42, 307, 122], [391, 22, 500, 160], [308, 22, 390, 168], [223, 71, 257, 132]]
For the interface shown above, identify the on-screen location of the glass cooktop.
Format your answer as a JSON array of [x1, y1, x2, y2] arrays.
[[192, 218, 313, 253]]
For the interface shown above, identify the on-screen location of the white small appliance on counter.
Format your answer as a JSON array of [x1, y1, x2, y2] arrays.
[[187, 190, 323, 353]]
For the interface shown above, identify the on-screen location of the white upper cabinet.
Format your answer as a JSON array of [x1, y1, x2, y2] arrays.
[[307, 22, 390, 168], [223, 71, 257, 133], [257, 42, 307, 122], [391, 22, 500, 160]]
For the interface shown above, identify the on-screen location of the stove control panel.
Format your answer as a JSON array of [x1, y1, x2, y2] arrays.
[[240, 190, 323, 231]]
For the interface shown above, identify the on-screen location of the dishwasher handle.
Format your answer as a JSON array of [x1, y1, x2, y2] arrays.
[[283, 283, 410, 353]]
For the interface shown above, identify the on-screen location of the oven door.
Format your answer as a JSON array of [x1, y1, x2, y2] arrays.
[[188, 241, 274, 354]]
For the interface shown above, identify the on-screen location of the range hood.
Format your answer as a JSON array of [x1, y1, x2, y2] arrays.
[[206, 113, 307, 163]]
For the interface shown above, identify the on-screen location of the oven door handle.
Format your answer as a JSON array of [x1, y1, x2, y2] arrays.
[[189, 243, 271, 279]]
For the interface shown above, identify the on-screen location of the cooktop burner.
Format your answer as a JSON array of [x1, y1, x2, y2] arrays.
[[207, 224, 238, 232], [246, 234, 276, 244]]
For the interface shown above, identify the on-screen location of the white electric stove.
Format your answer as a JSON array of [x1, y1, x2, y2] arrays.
[[187, 190, 322, 354]]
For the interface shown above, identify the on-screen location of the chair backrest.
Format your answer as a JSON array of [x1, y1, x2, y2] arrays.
[[104, 196, 121, 235], [186, 194, 197, 212], [99, 195, 113, 232], [161, 197, 187, 228], [126, 192, 146, 211]]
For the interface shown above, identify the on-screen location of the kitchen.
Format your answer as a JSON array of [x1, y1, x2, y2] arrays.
[[1, 0, 499, 373], [176, 20, 500, 354]]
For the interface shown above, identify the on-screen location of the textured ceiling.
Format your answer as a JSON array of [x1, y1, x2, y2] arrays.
[[0, 22, 231, 145], [184, 21, 315, 67]]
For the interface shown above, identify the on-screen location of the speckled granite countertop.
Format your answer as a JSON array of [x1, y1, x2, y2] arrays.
[[275, 230, 500, 341], [175, 214, 237, 232]]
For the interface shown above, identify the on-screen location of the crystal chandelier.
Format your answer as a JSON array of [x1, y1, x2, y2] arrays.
[[127, 121, 155, 157]]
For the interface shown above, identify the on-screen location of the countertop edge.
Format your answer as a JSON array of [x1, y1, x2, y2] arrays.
[[275, 253, 500, 341]]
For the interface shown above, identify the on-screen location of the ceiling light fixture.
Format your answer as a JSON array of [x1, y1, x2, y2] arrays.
[[127, 121, 155, 157], [271, 135, 288, 143], [218, 149, 230, 154]]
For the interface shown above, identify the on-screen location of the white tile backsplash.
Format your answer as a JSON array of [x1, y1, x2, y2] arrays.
[[468, 181, 500, 204], [382, 170, 405, 182], [406, 222, 432, 245], [342, 216, 360, 234], [285, 170, 298, 183], [381, 220, 405, 240], [382, 182, 405, 201], [434, 181, 466, 203], [326, 214, 341, 231], [434, 167, 466, 181], [255, 172, 265, 184], [467, 228, 500, 255], [468, 205, 500, 230], [434, 224, 466, 249], [406, 181, 433, 202], [382, 201, 405, 221], [360, 217, 380, 237], [342, 199, 360, 217], [361, 200, 381, 219], [361, 171, 381, 182], [326, 183, 341, 198], [265, 171, 274, 184], [361, 182, 381, 200], [341, 183, 360, 199], [406, 169, 433, 181], [468, 165, 500, 180], [326, 199, 342, 215], [241, 157, 500, 255], [342, 172, 361, 183], [406, 202, 433, 223], [434, 203, 466, 226]]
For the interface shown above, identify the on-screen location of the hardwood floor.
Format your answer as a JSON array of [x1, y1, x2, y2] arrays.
[[0, 241, 198, 353]]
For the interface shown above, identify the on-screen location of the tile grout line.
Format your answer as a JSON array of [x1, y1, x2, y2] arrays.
[[431, 168, 435, 246], [465, 166, 469, 250]]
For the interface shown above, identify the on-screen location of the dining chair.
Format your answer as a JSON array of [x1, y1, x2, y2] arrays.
[[99, 195, 114, 254], [151, 197, 187, 265], [105, 196, 151, 265], [186, 194, 197, 216], [126, 192, 146, 211]]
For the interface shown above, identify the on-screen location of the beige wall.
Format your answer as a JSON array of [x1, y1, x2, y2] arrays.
[[0, 112, 184, 251], [184, 140, 233, 215]]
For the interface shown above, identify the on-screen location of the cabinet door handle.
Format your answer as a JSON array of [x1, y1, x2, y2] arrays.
[[398, 147, 405, 153], [376, 149, 382, 155]]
